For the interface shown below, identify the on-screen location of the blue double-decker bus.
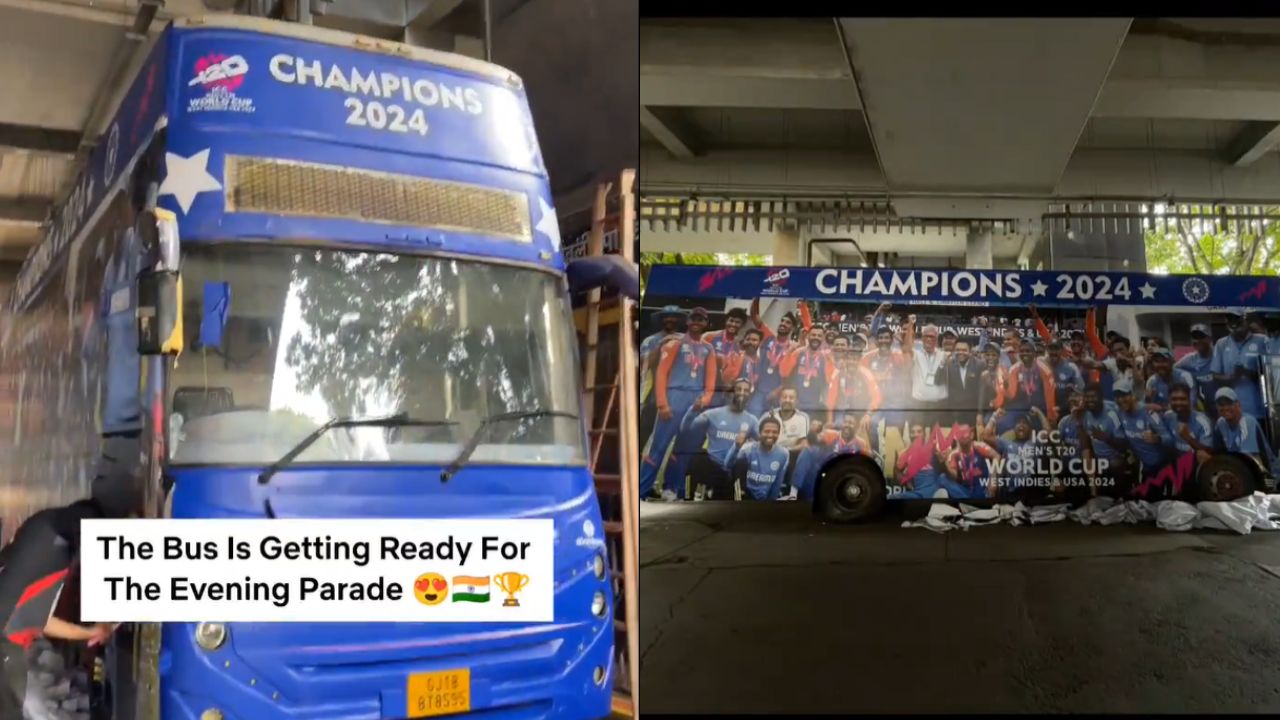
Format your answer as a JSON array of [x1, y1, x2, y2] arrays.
[[0, 14, 611, 720]]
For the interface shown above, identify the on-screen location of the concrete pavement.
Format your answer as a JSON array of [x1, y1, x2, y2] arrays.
[[641, 501, 1280, 713]]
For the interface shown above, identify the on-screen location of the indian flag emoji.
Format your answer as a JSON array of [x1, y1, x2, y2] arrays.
[[451, 575, 491, 603]]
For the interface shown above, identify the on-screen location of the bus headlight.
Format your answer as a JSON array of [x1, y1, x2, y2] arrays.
[[199, 710, 224, 720], [591, 591, 606, 618], [592, 553, 606, 580], [195, 622, 227, 651]]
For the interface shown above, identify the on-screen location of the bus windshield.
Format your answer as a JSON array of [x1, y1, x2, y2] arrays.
[[168, 244, 584, 468]]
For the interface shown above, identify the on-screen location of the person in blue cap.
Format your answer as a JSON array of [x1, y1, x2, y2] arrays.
[[640, 305, 687, 446], [641, 306, 687, 403], [1111, 376, 1174, 497], [640, 308, 717, 500], [1211, 309, 1268, 422], [1144, 346, 1195, 414], [1213, 386, 1276, 474], [1175, 323, 1217, 418]]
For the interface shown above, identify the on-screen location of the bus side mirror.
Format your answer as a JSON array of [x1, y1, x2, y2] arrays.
[[137, 270, 182, 355], [136, 209, 183, 356]]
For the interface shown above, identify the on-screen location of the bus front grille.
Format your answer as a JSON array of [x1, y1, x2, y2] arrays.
[[225, 156, 532, 242]]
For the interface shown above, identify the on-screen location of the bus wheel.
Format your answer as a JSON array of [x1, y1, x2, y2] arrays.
[[815, 458, 885, 523], [1196, 455, 1259, 502]]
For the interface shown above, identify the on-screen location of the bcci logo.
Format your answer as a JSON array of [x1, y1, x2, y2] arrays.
[[1182, 277, 1209, 304], [188, 53, 254, 114], [762, 267, 791, 296]]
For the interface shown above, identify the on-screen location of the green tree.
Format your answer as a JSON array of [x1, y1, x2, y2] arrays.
[[1144, 206, 1280, 275]]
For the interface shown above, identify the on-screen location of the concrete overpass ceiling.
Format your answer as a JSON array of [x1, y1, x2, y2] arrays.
[[641, 17, 1280, 220], [836, 18, 1132, 195]]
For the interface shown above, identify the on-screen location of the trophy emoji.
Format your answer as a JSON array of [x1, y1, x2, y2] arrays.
[[495, 572, 530, 607]]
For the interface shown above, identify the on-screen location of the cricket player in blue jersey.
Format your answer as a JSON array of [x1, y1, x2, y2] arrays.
[[639, 306, 687, 449], [1163, 382, 1214, 464], [718, 327, 763, 411], [780, 326, 838, 421], [1045, 341, 1084, 420], [1211, 309, 1268, 421], [670, 378, 760, 501], [1213, 386, 1277, 475], [1082, 384, 1125, 474], [1113, 378, 1175, 497], [1144, 347, 1196, 413], [703, 307, 748, 356], [640, 306, 686, 403], [984, 411, 1041, 495], [726, 415, 791, 501], [640, 310, 718, 500], [1175, 323, 1217, 418]]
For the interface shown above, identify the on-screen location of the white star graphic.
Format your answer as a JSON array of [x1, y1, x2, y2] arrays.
[[1031, 280, 1048, 297], [1139, 282, 1156, 299], [158, 149, 222, 215], [535, 196, 561, 249]]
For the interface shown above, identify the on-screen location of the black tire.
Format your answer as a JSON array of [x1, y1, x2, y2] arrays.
[[814, 457, 886, 523], [1195, 454, 1261, 502]]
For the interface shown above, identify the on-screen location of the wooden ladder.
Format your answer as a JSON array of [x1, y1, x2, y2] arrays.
[[579, 170, 639, 718]]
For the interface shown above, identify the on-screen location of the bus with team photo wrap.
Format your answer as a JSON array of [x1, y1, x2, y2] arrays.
[[0, 14, 612, 720], [640, 264, 1280, 522]]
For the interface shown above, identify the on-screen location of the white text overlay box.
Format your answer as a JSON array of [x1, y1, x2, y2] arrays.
[[80, 519, 554, 622]]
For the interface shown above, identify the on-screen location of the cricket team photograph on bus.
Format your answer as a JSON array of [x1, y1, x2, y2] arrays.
[[640, 264, 1280, 522], [0, 14, 613, 720]]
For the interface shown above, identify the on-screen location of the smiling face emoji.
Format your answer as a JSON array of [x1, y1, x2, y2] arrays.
[[414, 573, 449, 605]]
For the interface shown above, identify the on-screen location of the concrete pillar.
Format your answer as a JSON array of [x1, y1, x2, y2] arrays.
[[965, 227, 994, 269], [773, 224, 801, 265]]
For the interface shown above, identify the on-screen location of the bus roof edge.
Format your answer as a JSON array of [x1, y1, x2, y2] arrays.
[[171, 14, 520, 87]]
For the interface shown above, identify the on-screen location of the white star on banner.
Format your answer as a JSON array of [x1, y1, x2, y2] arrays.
[[158, 149, 222, 214], [535, 196, 561, 249], [1139, 282, 1157, 299], [1031, 280, 1048, 296]]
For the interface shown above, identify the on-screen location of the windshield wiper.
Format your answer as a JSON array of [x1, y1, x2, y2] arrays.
[[257, 413, 459, 485], [440, 410, 579, 483]]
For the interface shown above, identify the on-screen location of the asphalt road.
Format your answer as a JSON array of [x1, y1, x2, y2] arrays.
[[640, 501, 1280, 714]]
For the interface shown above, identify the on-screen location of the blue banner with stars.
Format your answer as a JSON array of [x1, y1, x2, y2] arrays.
[[645, 265, 1280, 310]]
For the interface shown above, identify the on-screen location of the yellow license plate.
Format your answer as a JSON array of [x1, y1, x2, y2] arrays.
[[406, 668, 471, 718]]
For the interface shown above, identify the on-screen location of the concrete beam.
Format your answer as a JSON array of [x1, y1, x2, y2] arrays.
[[641, 19, 850, 80], [0, 122, 79, 155], [1096, 33, 1280, 121], [639, 107, 698, 159], [640, 18, 857, 110], [838, 18, 1131, 194], [640, 146, 1280, 209], [1095, 80, 1280, 121], [641, 73, 858, 110], [0, 199, 47, 226], [1225, 121, 1280, 166]]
